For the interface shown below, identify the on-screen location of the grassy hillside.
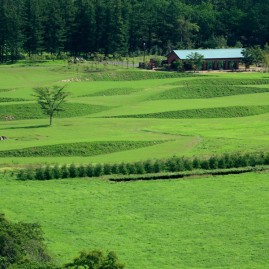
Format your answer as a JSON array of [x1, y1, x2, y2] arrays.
[[0, 63, 268, 269], [0, 64, 269, 167], [1, 172, 268, 269]]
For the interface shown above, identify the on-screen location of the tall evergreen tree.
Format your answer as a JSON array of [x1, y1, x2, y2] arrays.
[[42, 0, 66, 54], [22, 0, 43, 56]]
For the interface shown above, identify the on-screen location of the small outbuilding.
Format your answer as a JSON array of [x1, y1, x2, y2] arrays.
[[167, 48, 244, 70]]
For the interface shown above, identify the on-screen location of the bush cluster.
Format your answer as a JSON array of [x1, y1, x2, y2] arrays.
[[17, 152, 269, 181]]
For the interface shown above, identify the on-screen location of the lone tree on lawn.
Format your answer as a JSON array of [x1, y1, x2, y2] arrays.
[[34, 85, 69, 126]]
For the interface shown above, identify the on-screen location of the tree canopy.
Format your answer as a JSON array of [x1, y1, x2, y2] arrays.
[[0, 0, 269, 62], [33, 85, 69, 126], [0, 213, 55, 269]]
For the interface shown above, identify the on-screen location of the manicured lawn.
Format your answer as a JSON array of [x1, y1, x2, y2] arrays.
[[0, 172, 268, 268]]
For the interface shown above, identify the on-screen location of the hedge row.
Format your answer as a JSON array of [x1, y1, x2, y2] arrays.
[[17, 151, 269, 180]]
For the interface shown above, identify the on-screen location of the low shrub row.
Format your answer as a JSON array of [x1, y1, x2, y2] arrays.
[[17, 151, 269, 180]]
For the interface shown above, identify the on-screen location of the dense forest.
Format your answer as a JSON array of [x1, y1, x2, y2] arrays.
[[0, 0, 268, 62]]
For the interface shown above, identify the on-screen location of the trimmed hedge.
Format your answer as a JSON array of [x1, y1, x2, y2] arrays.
[[17, 151, 269, 181]]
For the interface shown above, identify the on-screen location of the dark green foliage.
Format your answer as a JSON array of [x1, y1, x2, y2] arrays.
[[86, 164, 94, 177], [153, 160, 165, 173], [34, 86, 69, 126], [61, 165, 70, 179], [52, 165, 62, 179], [200, 160, 210, 170], [0, 0, 269, 62], [78, 165, 87, 178], [134, 162, 146, 174], [17, 152, 269, 181], [43, 166, 53, 180], [165, 157, 180, 172], [192, 157, 201, 169], [126, 163, 137, 174], [208, 156, 218, 169], [110, 105, 269, 119], [118, 163, 128, 175], [111, 164, 120, 175], [65, 250, 124, 269], [0, 214, 53, 268], [35, 168, 45, 180], [69, 164, 78, 178], [183, 158, 193, 171], [143, 160, 155, 174], [103, 164, 112, 175], [17, 169, 28, 181], [94, 164, 104, 177]]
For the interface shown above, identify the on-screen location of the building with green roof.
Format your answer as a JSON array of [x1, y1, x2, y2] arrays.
[[167, 48, 244, 70]]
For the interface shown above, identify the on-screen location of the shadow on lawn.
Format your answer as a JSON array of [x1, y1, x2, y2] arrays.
[[5, 124, 49, 130]]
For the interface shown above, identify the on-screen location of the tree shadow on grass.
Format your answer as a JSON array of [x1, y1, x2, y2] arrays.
[[4, 124, 49, 130]]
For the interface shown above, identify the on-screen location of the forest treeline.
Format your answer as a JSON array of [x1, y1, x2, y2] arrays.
[[0, 0, 268, 62]]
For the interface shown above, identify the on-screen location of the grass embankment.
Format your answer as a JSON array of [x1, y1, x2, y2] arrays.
[[0, 141, 165, 157], [1, 172, 268, 269], [108, 105, 269, 119]]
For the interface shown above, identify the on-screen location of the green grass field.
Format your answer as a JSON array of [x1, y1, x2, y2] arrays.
[[0, 172, 268, 268], [0, 62, 269, 268], [1, 63, 269, 167]]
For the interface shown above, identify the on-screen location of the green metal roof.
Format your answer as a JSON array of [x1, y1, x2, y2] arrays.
[[172, 48, 244, 60]]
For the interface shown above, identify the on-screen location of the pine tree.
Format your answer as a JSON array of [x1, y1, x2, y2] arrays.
[[22, 0, 43, 56], [42, 0, 66, 54]]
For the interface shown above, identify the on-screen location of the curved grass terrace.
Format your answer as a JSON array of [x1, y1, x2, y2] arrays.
[[150, 85, 269, 100], [107, 105, 269, 119], [0, 140, 167, 157], [0, 103, 110, 120]]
